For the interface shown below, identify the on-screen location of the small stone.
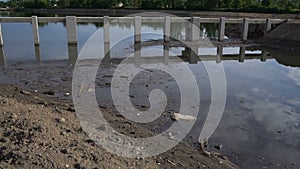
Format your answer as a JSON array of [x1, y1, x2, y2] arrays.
[[97, 124, 108, 131], [215, 144, 222, 150], [74, 163, 83, 169], [60, 118, 66, 123], [43, 90, 55, 95], [277, 130, 282, 133], [65, 164, 69, 168], [171, 113, 196, 121], [60, 148, 67, 154], [55, 107, 63, 113], [20, 90, 31, 95], [60, 131, 67, 136]]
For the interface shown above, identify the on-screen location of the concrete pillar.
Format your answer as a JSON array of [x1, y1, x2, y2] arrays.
[[66, 16, 78, 44], [0, 24, 3, 46], [264, 19, 272, 37], [164, 16, 170, 42], [239, 46, 246, 62], [163, 43, 170, 65], [261, 50, 267, 62], [241, 18, 249, 41], [134, 16, 141, 43], [218, 17, 226, 42], [191, 17, 200, 41], [216, 45, 223, 63], [103, 16, 110, 43], [32, 16, 40, 45]]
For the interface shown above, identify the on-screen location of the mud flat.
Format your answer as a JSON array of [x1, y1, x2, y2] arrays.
[[0, 62, 238, 168]]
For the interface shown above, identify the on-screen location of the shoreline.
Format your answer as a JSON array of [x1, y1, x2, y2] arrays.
[[0, 82, 238, 168]]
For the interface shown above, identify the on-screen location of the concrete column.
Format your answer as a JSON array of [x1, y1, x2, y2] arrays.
[[0, 24, 3, 46], [164, 16, 170, 42], [239, 46, 246, 62], [216, 45, 223, 63], [218, 17, 226, 42], [241, 18, 249, 41], [134, 16, 141, 43], [191, 17, 200, 41], [163, 43, 170, 65], [66, 16, 78, 44], [264, 19, 272, 37], [32, 16, 40, 45], [103, 16, 110, 43]]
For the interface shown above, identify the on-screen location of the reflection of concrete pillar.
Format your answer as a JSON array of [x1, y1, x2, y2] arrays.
[[239, 46, 246, 62], [264, 19, 272, 37], [191, 17, 200, 41], [0, 24, 3, 46], [0, 46, 6, 67], [261, 50, 267, 62], [182, 46, 198, 64], [241, 18, 249, 41], [66, 16, 78, 45], [103, 16, 110, 43], [103, 42, 110, 64], [134, 43, 141, 67], [134, 16, 141, 43], [216, 45, 223, 63], [32, 16, 40, 45], [185, 18, 192, 41], [218, 17, 226, 42], [164, 16, 170, 42], [34, 45, 42, 63], [163, 43, 170, 65], [68, 44, 78, 65]]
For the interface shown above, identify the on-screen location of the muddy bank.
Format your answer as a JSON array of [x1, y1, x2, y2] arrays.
[[260, 23, 300, 49], [0, 70, 238, 168]]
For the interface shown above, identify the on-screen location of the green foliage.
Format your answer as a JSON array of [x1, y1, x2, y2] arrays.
[[4, 0, 300, 13]]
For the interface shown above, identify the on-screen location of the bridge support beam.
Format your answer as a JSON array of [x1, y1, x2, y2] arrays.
[[242, 18, 249, 41], [134, 16, 142, 43], [218, 17, 226, 42], [164, 16, 170, 42], [32, 16, 40, 45], [264, 19, 272, 37], [66, 16, 78, 45]]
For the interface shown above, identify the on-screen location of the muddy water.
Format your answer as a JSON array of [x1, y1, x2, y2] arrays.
[[1, 42, 299, 169]]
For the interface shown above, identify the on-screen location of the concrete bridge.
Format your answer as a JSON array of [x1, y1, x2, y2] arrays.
[[0, 16, 285, 65]]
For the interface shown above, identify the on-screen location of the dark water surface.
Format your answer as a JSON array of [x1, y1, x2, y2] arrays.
[[0, 13, 300, 169]]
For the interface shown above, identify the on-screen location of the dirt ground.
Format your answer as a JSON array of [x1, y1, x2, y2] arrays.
[[0, 82, 238, 169]]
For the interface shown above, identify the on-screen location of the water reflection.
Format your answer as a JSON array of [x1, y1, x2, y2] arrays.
[[34, 45, 41, 63], [0, 45, 5, 67]]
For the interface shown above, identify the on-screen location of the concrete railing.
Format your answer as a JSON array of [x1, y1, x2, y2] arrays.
[[0, 16, 282, 65]]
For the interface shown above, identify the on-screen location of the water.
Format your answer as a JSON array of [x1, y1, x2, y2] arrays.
[[0, 13, 300, 169]]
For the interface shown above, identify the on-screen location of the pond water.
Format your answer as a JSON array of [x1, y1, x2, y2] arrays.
[[0, 13, 300, 169]]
